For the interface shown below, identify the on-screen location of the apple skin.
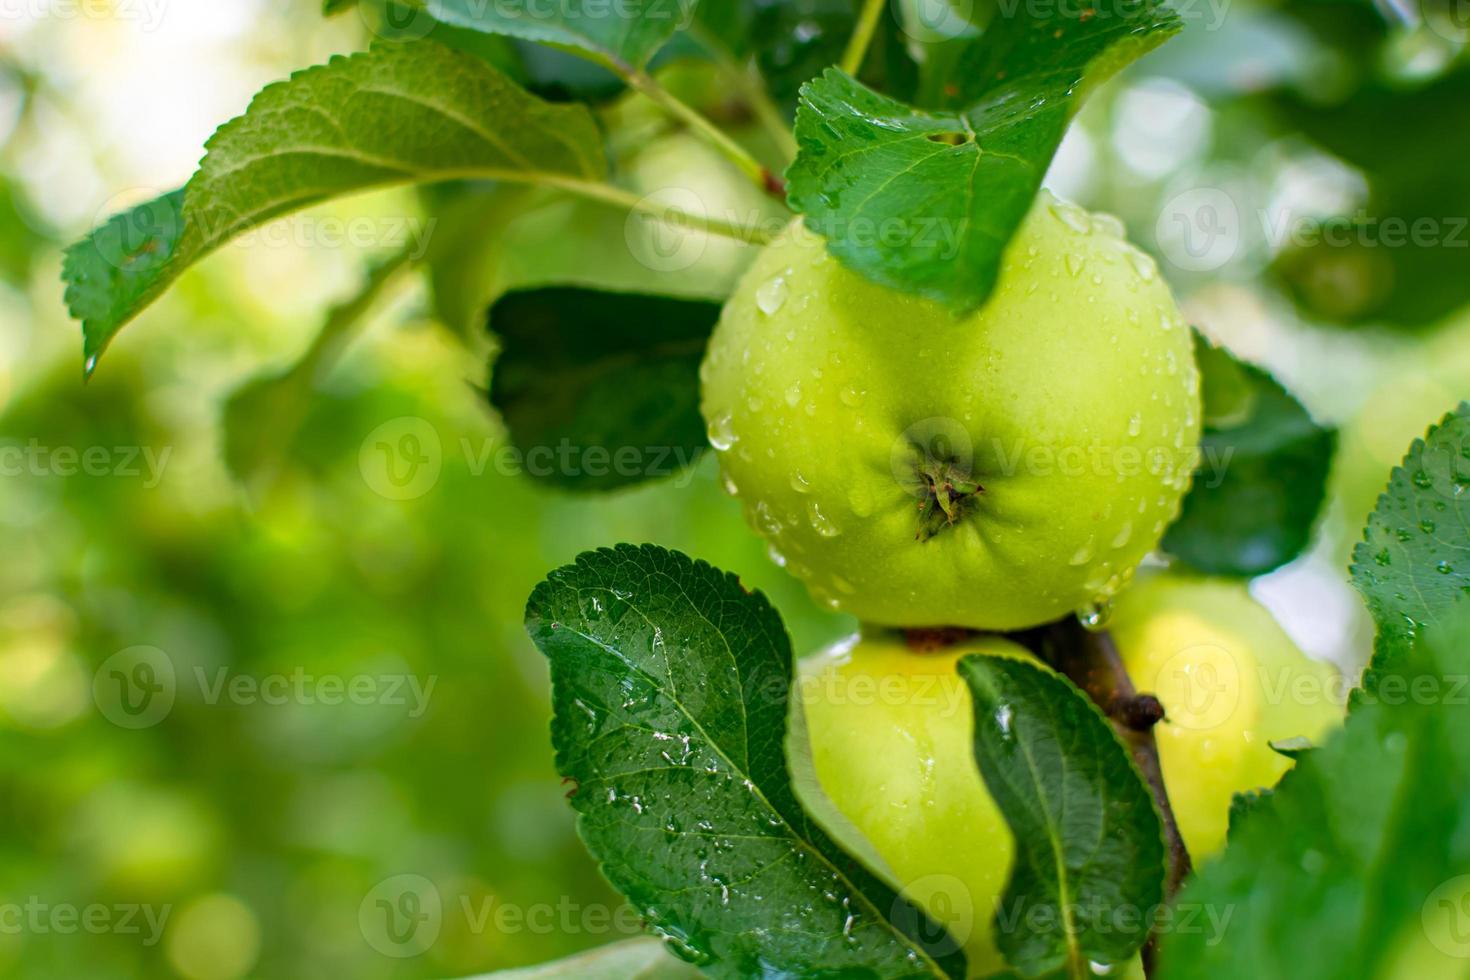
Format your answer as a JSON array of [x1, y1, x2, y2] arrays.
[[701, 191, 1202, 631], [1109, 573, 1346, 858], [791, 631, 1029, 977]]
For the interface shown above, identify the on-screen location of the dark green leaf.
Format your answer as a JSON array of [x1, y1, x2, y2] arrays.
[[786, 1, 1180, 312], [1158, 616, 1470, 980], [459, 937, 703, 978], [63, 41, 605, 371], [423, 0, 695, 70], [487, 288, 718, 492], [1350, 402, 1470, 695], [1225, 790, 1272, 845], [959, 655, 1164, 977], [524, 545, 967, 978], [1163, 337, 1336, 577]]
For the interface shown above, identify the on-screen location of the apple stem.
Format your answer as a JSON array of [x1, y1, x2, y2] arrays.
[[625, 69, 790, 205], [1027, 619, 1194, 977]]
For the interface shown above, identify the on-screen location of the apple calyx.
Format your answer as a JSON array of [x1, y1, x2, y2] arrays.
[[914, 457, 984, 541]]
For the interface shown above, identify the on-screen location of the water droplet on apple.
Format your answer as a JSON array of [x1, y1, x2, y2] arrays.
[[1050, 199, 1094, 235], [1077, 600, 1113, 631], [707, 413, 737, 451], [1128, 249, 1158, 282], [756, 275, 788, 315], [807, 501, 841, 537], [1110, 521, 1133, 549]]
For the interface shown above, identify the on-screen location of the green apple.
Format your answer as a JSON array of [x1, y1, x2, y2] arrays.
[[790, 631, 1029, 977], [701, 191, 1203, 631], [1109, 573, 1346, 857], [793, 581, 1342, 972]]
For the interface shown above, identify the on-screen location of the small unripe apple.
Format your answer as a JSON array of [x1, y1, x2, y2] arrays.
[[1109, 573, 1346, 857], [794, 585, 1341, 973], [791, 631, 1029, 977], [702, 192, 1202, 631]]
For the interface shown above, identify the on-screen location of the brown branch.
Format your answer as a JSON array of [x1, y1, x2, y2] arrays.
[[1028, 618, 1194, 976]]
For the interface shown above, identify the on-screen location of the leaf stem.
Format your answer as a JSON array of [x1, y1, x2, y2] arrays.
[[840, 0, 889, 76], [539, 175, 776, 246], [1029, 619, 1194, 977], [688, 24, 799, 165], [625, 69, 788, 200]]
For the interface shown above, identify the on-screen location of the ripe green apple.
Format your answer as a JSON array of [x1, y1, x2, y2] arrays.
[[1109, 573, 1346, 857], [701, 191, 1203, 631], [790, 631, 1030, 977]]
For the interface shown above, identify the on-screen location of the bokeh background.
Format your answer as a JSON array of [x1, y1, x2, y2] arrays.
[[0, 0, 1466, 977]]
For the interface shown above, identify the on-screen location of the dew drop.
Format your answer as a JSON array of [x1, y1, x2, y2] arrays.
[[756, 275, 788, 315], [1065, 253, 1087, 277], [784, 383, 802, 407], [790, 471, 812, 494], [807, 501, 841, 537], [1127, 413, 1142, 437], [1050, 199, 1094, 235], [840, 386, 867, 407], [706, 413, 737, 451], [1077, 600, 1113, 631], [1128, 249, 1158, 282], [1110, 521, 1133, 549]]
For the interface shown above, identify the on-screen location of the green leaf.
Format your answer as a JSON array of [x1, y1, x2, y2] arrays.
[[524, 545, 967, 979], [1158, 616, 1470, 980], [423, 0, 695, 70], [1163, 337, 1336, 577], [458, 937, 703, 978], [1350, 402, 1470, 694], [958, 655, 1164, 977], [63, 41, 605, 371], [1225, 789, 1271, 845], [729, 0, 919, 113], [786, 1, 1180, 312], [487, 288, 718, 492]]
